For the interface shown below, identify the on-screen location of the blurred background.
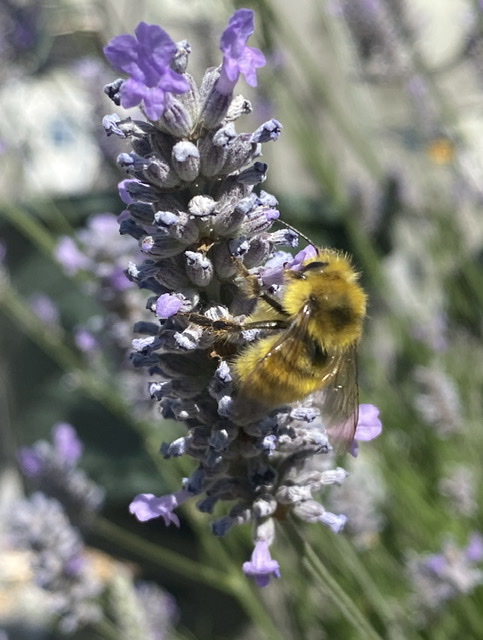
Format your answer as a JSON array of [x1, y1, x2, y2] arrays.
[[1, 0, 483, 638]]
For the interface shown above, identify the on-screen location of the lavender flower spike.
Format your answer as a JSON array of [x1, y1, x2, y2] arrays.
[[104, 22, 190, 121], [217, 9, 266, 95], [18, 423, 104, 526], [103, 9, 382, 587]]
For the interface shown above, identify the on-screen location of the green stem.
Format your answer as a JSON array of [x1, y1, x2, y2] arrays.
[[287, 522, 384, 640], [95, 516, 225, 587], [333, 536, 407, 639], [0, 277, 136, 424], [95, 517, 286, 640], [1, 204, 58, 257], [304, 545, 384, 640]]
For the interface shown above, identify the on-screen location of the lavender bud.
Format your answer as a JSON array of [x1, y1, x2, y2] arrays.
[[185, 251, 214, 287], [102, 113, 126, 137], [154, 210, 199, 244], [251, 119, 282, 143], [237, 161, 268, 185], [226, 95, 253, 121], [199, 67, 232, 130], [156, 94, 193, 138], [188, 195, 217, 217], [171, 141, 200, 182], [104, 78, 123, 105], [172, 39, 192, 73]]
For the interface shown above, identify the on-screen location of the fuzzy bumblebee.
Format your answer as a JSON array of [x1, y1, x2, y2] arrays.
[[232, 248, 367, 446]]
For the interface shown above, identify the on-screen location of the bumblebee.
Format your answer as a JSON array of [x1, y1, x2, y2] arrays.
[[189, 247, 367, 446]]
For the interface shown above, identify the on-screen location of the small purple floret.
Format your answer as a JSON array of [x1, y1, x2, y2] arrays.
[[217, 9, 266, 95], [288, 245, 318, 270], [466, 534, 483, 563], [155, 293, 184, 319], [18, 447, 43, 477], [104, 22, 190, 120], [242, 540, 281, 587], [355, 404, 382, 441], [55, 236, 91, 275], [350, 404, 382, 457], [53, 423, 83, 466], [74, 328, 99, 353], [129, 489, 192, 526]]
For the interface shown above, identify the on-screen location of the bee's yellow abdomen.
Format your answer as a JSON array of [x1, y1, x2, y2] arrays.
[[233, 334, 330, 406]]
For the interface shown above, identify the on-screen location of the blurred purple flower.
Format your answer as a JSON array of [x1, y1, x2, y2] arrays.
[[86, 212, 120, 236], [108, 265, 131, 291], [129, 489, 192, 526], [18, 446, 43, 477], [416, 533, 483, 600], [17, 424, 104, 524], [217, 9, 266, 95], [466, 534, 483, 563], [55, 236, 91, 275], [19, 423, 83, 476], [242, 540, 281, 587], [350, 404, 382, 457], [53, 423, 83, 466], [29, 293, 60, 325], [355, 404, 382, 441], [74, 327, 99, 353], [104, 22, 190, 120]]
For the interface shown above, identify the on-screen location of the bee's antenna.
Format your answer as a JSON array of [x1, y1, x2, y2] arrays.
[[277, 219, 315, 248]]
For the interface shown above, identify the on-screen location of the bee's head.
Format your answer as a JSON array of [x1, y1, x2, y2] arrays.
[[297, 249, 360, 283]]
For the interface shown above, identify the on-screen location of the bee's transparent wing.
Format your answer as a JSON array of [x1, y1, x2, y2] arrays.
[[233, 306, 312, 421], [317, 345, 359, 450], [242, 303, 312, 364]]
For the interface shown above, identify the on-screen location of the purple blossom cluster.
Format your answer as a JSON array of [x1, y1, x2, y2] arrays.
[[9, 492, 103, 634], [13, 424, 178, 636], [55, 212, 146, 356], [18, 422, 104, 527], [407, 534, 483, 613], [103, 9, 381, 587]]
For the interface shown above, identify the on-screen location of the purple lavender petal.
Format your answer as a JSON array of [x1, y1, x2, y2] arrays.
[[29, 293, 60, 325], [354, 404, 382, 441], [155, 293, 184, 319], [242, 540, 281, 587], [18, 447, 43, 476], [424, 554, 447, 576], [217, 9, 266, 95], [118, 179, 137, 204], [104, 22, 190, 120], [129, 490, 192, 526], [55, 236, 91, 275], [74, 328, 99, 353], [288, 245, 318, 270], [52, 423, 83, 466], [466, 534, 483, 562]]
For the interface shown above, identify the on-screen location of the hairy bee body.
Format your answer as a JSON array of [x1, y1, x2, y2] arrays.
[[232, 248, 367, 442]]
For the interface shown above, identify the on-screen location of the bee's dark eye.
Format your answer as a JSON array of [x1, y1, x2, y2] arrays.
[[301, 261, 329, 273]]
